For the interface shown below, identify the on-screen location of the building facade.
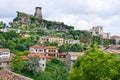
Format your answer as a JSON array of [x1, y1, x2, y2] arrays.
[[39, 36, 64, 46], [111, 35, 120, 45], [22, 53, 48, 71], [65, 52, 84, 68], [0, 49, 10, 58], [90, 26, 110, 39], [44, 46, 59, 57], [29, 44, 44, 54], [64, 40, 80, 45], [0, 49, 15, 69]]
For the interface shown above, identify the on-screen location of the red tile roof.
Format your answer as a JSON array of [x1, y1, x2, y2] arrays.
[[22, 56, 29, 60], [68, 52, 85, 56], [111, 35, 120, 38], [58, 53, 67, 56], [0, 69, 33, 80], [28, 53, 46, 58], [0, 48, 10, 52], [30, 44, 43, 49], [44, 46, 58, 49], [22, 53, 52, 60]]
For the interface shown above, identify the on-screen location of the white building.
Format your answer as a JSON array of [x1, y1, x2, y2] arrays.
[[39, 36, 64, 46], [66, 52, 84, 68], [64, 40, 80, 45], [0, 48, 14, 69], [0, 49, 10, 58], [111, 35, 120, 45], [0, 28, 21, 33], [90, 26, 110, 39], [29, 44, 44, 54], [22, 53, 51, 71]]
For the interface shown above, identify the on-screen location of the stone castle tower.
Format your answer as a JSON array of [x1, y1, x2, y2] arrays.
[[34, 7, 43, 18]]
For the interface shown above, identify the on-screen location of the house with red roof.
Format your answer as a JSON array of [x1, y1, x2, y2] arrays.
[[29, 44, 45, 54], [0, 48, 15, 69], [0, 69, 33, 80], [44, 46, 59, 57], [111, 35, 120, 45], [22, 53, 51, 71]]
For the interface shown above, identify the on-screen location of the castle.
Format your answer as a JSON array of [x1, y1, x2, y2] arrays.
[[90, 26, 110, 39], [34, 7, 43, 19]]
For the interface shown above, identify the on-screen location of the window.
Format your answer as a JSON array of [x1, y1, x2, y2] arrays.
[[42, 58, 44, 60], [96, 32, 98, 34], [42, 64, 44, 66]]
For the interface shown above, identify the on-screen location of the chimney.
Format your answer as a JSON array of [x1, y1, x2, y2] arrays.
[[34, 7, 43, 18]]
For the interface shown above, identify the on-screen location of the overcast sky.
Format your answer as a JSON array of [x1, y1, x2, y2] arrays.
[[0, 0, 120, 35]]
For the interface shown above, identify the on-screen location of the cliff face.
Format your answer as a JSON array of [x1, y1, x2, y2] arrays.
[[13, 11, 74, 32], [13, 12, 31, 26]]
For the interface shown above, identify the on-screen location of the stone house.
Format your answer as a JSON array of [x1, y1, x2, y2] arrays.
[[90, 26, 110, 39], [65, 52, 84, 69], [39, 36, 64, 46]]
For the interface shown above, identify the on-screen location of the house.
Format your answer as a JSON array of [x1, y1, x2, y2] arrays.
[[21, 34, 30, 38], [64, 39, 80, 45], [0, 48, 15, 69], [104, 49, 120, 54], [111, 35, 120, 45], [22, 53, 51, 71], [0, 48, 10, 58], [44, 46, 59, 57], [39, 36, 64, 46], [0, 28, 21, 33], [0, 69, 33, 80], [58, 52, 67, 64], [29, 44, 44, 54], [90, 26, 110, 39], [65, 52, 84, 68]]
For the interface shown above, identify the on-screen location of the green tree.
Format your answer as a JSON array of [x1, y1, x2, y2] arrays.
[[59, 44, 71, 53], [93, 36, 103, 45], [69, 43, 120, 80], [0, 21, 6, 29], [6, 40, 16, 50], [103, 39, 110, 47], [44, 41, 58, 47], [70, 44, 83, 52], [10, 56, 25, 71], [15, 43, 27, 51], [79, 31, 93, 44], [24, 57, 41, 75]]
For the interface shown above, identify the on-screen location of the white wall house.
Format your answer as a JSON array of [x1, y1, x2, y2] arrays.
[[29, 45, 44, 54], [0, 28, 21, 33], [0, 49, 10, 58], [64, 40, 80, 45], [23, 53, 47, 71], [0, 48, 11, 69], [111, 35, 120, 45], [39, 36, 64, 46]]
